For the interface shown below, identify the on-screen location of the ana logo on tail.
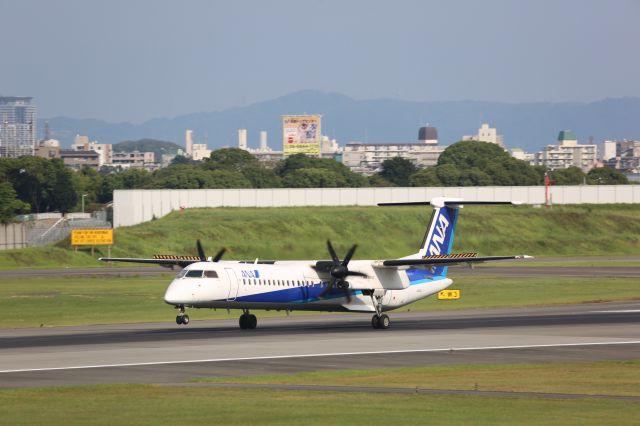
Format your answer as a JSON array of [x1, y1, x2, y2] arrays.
[[428, 213, 449, 256]]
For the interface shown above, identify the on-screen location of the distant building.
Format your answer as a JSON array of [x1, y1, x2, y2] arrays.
[[60, 150, 100, 170], [72, 134, 112, 166], [510, 148, 535, 164], [35, 139, 61, 159], [534, 130, 598, 171], [238, 129, 248, 150], [342, 126, 444, 174], [603, 140, 640, 173], [0, 96, 37, 157], [463, 123, 504, 147], [602, 140, 617, 161], [259, 131, 268, 151], [112, 151, 155, 168], [184, 129, 210, 161]]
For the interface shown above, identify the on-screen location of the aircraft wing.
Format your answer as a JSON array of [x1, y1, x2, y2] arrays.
[[373, 254, 532, 269], [98, 256, 202, 268]]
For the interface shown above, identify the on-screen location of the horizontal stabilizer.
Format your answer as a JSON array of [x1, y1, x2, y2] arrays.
[[375, 255, 532, 268], [98, 257, 199, 268]]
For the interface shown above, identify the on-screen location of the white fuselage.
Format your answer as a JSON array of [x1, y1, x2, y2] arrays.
[[163, 260, 453, 313]]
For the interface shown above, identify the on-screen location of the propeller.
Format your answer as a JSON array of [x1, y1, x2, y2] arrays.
[[196, 239, 226, 262], [320, 240, 368, 302]]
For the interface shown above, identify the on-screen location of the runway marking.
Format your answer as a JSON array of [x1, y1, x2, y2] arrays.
[[591, 310, 640, 314], [1, 340, 640, 374]]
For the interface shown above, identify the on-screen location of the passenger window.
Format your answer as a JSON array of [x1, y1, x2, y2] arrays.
[[204, 271, 218, 278], [185, 270, 203, 278]]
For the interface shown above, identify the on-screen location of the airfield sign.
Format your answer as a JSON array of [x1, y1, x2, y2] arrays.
[[71, 229, 113, 246]]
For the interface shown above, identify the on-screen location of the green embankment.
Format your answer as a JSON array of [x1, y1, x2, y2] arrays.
[[1, 204, 639, 269], [1, 377, 638, 425]]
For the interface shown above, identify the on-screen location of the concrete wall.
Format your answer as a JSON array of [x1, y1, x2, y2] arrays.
[[113, 185, 640, 228], [0, 223, 27, 250]]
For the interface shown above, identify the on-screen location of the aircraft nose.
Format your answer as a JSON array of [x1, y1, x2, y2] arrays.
[[164, 281, 191, 305]]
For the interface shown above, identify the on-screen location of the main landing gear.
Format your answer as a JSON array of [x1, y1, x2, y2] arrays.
[[239, 310, 257, 330], [371, 292, 390, 329], [176, 305, 190, 325], [371, 313, 390, 329]]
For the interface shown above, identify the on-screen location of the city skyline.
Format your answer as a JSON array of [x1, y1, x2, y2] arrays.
[[1, 0, 639, 123]]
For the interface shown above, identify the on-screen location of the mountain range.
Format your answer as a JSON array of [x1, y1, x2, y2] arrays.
[[40, 90, 640, 153]]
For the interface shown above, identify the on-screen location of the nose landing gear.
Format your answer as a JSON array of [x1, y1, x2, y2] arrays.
[[176, 305, 190, 325], [239, 310, 257, 329]]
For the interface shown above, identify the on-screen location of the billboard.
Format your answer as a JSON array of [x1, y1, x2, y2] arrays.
[[282, 115, 321, 156], [71, 229, 113, 245]]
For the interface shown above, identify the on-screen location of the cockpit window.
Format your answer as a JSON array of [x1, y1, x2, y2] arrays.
[[185, 270, 204, 278], [204, 270, 218, 278], [176, 269, 187, 278]]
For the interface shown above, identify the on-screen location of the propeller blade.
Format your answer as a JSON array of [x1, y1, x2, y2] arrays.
[[342, 244, 357, 265], [327, 240, 340, 264], [212, 248, 226, 262], [345, 270, 368, 278], [319, 278, 336, 299], [196, 240, 206, 260]]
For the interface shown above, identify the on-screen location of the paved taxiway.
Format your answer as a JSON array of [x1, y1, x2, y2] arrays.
[[1, 301, 639, 388]]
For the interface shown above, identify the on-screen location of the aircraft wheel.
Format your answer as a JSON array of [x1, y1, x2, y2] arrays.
[[176, 315, 183, 325], [182, 315, 190, 325], [371, 315, 379, 329], [379, 314, 390, 329], [248, 314, 257, 329], [239, 315, 247, 329]]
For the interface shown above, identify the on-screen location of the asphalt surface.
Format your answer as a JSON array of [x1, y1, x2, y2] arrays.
[[1, 301, 639, 388]]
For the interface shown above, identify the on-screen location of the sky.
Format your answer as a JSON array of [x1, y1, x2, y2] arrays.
[[1, 0, 639, 123]]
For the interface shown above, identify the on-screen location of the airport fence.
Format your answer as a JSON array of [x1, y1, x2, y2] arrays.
[[112, 185, 640, 228]]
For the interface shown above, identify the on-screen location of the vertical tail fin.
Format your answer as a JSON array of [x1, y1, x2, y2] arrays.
[[378, 198, 519, 280], [418, 199, 460, 258]]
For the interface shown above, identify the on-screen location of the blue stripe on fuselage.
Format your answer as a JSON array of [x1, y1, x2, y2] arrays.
[[234, 282, 358, 304]]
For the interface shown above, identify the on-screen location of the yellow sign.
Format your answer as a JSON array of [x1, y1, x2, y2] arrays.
[[71, 229, 113, 246], [282, 115, 321, 156], [437, 289, 461, 300]]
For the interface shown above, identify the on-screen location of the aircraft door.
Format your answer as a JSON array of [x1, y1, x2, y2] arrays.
[[225, 268, 239, 301]]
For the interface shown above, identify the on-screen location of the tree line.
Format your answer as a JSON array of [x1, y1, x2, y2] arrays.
[[0, 141, 629, 223]]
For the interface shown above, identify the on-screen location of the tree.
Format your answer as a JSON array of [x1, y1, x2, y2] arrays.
[[587, 167, 629, 185], [0, 182, 29, 223], [437, 140, 508, 169], [409, 167, 440, 187], [282, 168, 346, 188], [276, 154, 366, 187], [208, 170, 252, 188], [171, 155, 192, 165], [205, 148, 259, 171], [241, 167, 282, 188], [550, 167, 586, 185], [378, 157, 417, 186], [151, 165, 214, 189]]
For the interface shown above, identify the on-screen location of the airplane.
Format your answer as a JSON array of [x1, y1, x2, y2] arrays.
[[99, 198, 532, 329]]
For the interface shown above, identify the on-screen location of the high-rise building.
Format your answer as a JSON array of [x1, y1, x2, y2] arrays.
[[0, 96, 37, 157], [259, 131, 268, 151], [185, 130, 194, 156], [238, 129, 248, 150]]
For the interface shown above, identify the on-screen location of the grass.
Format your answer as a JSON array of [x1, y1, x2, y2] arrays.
[[194, 360, 640, 396], [1, 204, 639, 269], [0, 384, 638, 425], [0, 274, 638, 328]]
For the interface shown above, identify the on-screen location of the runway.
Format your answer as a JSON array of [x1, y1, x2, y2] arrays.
[[1, 301, 639, 388]]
